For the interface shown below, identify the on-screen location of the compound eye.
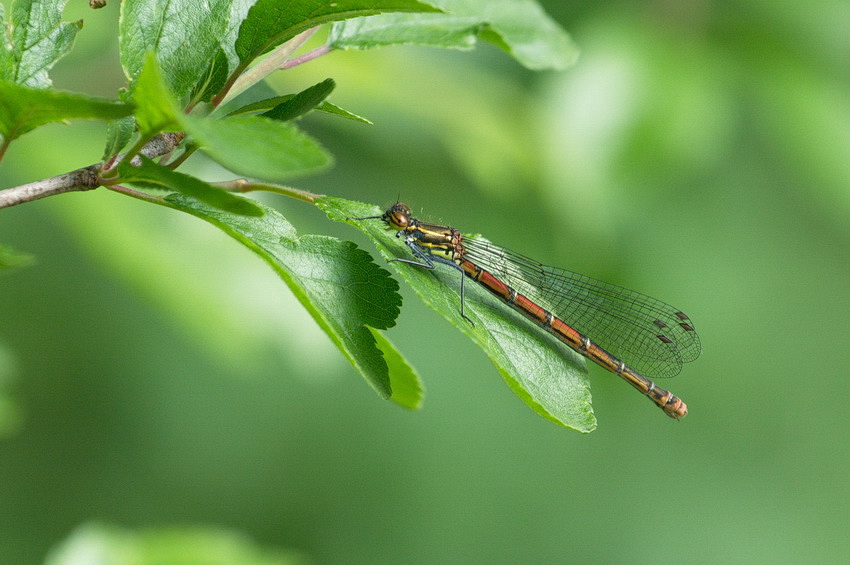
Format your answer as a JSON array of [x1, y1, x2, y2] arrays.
[[391, 214, 408, 228], [383, 202, 411, 229]]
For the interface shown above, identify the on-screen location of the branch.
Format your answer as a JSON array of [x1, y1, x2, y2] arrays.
[[0, 165, 99, 208], [0, 132, 185, 209]]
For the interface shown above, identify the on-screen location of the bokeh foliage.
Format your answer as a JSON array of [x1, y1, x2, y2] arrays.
[[2, 0, 850, 563]]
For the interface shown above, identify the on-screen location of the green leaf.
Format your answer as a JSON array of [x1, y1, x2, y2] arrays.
[[0, 80, 133, 143], [102, 115, 136, 158], [322, 197, 596, 432], [0, 0, 81, 87], [130, 55, 331, 180], [226, 79, 338, 122], [261, 78, 336, 121], [116, 157, 264, 216], [234, 0, 441, 66], [230, 95, 372, 125], [313, 101, 373, 124], [328, 0, 579, 70], [164, 193, 422, 406], [191, 49, 232, 104], [180, 113, 332, 181], [189, 1, 257, 103], [133, 52, 181, 137], [46, 523, 302, 565], [370, 327, 423, 409], [119, 0, 237, 100]]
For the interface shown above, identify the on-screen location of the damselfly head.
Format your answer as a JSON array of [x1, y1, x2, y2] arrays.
[[383, 202, 413, 230], [347, 202, 414, 230]]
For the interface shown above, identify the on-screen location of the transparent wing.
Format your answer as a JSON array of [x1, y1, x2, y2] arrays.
[[463, 237, 701, 379]]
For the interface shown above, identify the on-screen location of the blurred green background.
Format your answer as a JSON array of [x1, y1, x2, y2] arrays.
[[2, 1, 850, 563]]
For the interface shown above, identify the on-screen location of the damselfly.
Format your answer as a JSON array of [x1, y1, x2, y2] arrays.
[[350, 202, 700, 418]]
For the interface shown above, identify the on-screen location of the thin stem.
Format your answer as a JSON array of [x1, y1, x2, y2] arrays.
[[0, 137, 11, 162], [280, 45, 331, 69], [161, 146, 191, 169], [104, 184, 167, 205], [211, 179, 324, 203]]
